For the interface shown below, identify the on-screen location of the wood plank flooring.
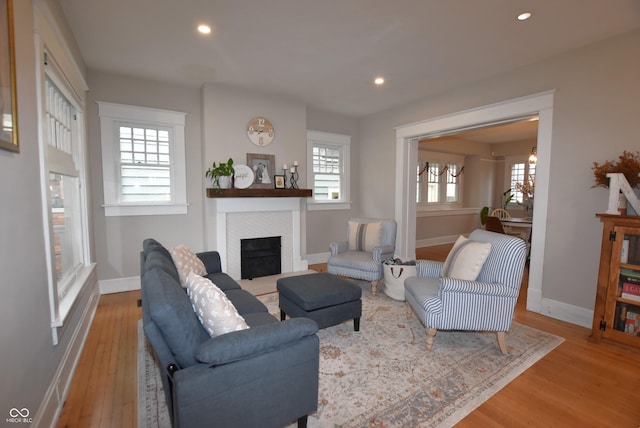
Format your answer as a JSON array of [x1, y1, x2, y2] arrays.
[[56, 244, 640, 427]]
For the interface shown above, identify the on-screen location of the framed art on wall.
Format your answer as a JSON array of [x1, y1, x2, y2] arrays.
[[0, 0, 18, 153], [247, 153, 275, 189]]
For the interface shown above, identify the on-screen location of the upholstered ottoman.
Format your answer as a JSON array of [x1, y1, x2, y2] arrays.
[[277, 272, 362, 330]]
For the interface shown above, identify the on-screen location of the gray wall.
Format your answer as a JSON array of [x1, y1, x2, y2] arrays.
[[87, 72, 205, 280], [305, 107, 360, 255], [0, 0, 98, 424], [359, 28, 640, 314]]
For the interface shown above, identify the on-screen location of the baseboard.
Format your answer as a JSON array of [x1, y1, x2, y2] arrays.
[[416, 235, 460, 248], [33, 285, 99, 428], [539, 297, 593, 328], [99, 276, 141, 294], [307, 252, 330, 265]]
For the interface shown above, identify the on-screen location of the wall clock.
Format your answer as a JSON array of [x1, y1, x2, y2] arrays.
[[247, 116, 275, 146]]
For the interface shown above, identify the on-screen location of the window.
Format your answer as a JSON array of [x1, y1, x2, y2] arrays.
[[417, 152, 464, 208], [38, 48, 92, 344], [306, 131, 351, 210], [507, 158, 536, 204], [98, 102, 187, 216]]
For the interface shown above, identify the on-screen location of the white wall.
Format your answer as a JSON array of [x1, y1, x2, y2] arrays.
[[359, 28, 640, 326]]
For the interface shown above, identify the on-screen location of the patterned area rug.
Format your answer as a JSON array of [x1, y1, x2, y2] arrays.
[[139, 288, 563, 427]]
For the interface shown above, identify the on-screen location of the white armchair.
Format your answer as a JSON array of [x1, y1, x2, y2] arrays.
[[327, 218, 397, 296], [404, 229, 527, 354]]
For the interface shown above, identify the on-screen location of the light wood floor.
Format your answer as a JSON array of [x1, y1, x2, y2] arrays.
[[57, 244, 640, 427]]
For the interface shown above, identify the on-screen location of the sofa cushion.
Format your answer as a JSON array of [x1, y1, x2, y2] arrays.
[[348, 221, 382, 252], [205, 272, 242, 292], [144, 267, 209, 368], [440, 235, 491, 281], [195, 318, 319, 366], [223, 289, 269, 315], [186, 273, 249, 338], [170, 244, 207, 287], [143, 250, 180, 282]]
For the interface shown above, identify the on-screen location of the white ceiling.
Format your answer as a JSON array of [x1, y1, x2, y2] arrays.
[[58, 0, 640, 117]]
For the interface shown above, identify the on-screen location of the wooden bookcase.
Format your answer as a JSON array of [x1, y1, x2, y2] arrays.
[[592, 214, 640, 348]]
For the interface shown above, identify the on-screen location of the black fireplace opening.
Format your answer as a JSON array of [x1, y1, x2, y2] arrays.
[[240, 236, 282, 280]]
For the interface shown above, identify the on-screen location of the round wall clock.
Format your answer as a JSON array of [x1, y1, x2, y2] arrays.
[[247, 116, 275, 146]]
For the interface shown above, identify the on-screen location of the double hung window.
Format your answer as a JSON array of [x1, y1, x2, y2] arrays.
[[306, 131, 351, 210], [98, 102, 187, 216]]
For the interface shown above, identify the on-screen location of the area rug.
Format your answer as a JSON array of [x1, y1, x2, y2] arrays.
[[139, 287, 563, 427]]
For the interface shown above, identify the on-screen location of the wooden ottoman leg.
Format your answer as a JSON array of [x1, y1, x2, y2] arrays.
[[371, 280, 379, 296], [405, 302, 414, 320], [354, 317, 360, 332], [496, 331, 508, 354], [280, 310, 286, 321], [425, 328, 437, 351]]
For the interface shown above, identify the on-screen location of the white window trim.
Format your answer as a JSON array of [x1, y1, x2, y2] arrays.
[[35, 4, 94, 345], [417, 151, 464, 210], [505, 155, 534, 206], [306, 130, 351, 211], [98, 102, 188, 216]]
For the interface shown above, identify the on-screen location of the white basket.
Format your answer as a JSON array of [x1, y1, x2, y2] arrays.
[[382, 264, 416, 301]]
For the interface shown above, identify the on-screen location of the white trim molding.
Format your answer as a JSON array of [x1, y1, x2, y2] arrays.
[[394, 90, 555, 317]]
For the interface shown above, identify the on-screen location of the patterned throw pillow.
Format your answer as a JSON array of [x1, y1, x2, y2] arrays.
[[169, 244, 207, 288], [348, 221, 382, 252], [185, 272, 249, 338], [440, 235, 492, 281]]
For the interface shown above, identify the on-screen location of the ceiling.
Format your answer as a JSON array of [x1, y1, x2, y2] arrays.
[[58, 0, 640, 117]]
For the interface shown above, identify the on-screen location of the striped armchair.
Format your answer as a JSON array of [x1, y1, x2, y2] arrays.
[[328, 218, 397, 296], [404, 229, 527, 354]]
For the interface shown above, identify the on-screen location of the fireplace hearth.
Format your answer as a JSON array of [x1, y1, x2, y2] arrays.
[[241, 236, 282, 280]]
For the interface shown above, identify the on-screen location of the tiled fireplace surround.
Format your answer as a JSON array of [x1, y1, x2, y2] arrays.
[[207, 197, 308, 280]]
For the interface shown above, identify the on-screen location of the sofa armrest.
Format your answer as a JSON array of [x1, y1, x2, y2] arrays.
[[197, 251, 222, 274], [372, 245, 395, 261], [416, 260, 444, 278], [196, 318, 319, 366], [440, 277, 519, 298], [329, 241, 348, 256]]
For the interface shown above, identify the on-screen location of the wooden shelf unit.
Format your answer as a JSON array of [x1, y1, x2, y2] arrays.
[[592, 213, 640, 348], [205, 188, 312, 198]]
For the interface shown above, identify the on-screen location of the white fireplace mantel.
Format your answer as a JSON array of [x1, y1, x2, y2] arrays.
[[206, 197, 308, 280]]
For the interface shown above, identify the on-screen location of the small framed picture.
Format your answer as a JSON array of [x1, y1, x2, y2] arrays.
[[247, 153, 275, 189], [274, 175, 285, 189]]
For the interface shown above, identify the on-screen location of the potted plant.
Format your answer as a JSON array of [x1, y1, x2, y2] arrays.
[[205, 158, 235, 191]]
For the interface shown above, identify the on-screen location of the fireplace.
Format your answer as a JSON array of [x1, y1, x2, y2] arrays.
[[241, 236, 281, 279], [206, 197, 308, 280]]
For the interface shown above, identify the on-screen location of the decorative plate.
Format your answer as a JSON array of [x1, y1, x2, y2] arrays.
[[233, 164, 255, 189]]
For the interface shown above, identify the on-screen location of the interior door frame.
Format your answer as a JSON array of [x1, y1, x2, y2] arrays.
[[394, 91, 554, 313]]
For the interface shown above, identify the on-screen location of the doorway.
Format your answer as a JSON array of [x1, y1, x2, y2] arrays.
[[394, 91, 554, 313]]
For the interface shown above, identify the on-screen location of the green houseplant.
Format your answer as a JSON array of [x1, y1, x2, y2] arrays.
[[205, 158, 235, 191]]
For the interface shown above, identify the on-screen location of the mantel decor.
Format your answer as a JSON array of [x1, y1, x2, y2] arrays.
[[205, 188, 312, 198], [247, 153, 275, 189], [0, 0, 18, 153]]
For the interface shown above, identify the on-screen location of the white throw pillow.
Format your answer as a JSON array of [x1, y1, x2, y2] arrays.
[[348, 221, 382, 252], [186, 272, 249, 338], [440, 235, 492, 281], [169, 244, 207, 288]]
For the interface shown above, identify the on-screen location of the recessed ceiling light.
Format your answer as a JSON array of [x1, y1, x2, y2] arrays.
[[197, 24, 212, 34], [517, 12, 532, 21], [374, 77, 385, 85]]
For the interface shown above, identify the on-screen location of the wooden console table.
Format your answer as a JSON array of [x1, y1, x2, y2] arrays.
[[206, 188, 312, 198]]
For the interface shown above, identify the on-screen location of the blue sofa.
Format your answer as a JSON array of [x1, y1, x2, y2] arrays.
[[140, 238, 319, 428]]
